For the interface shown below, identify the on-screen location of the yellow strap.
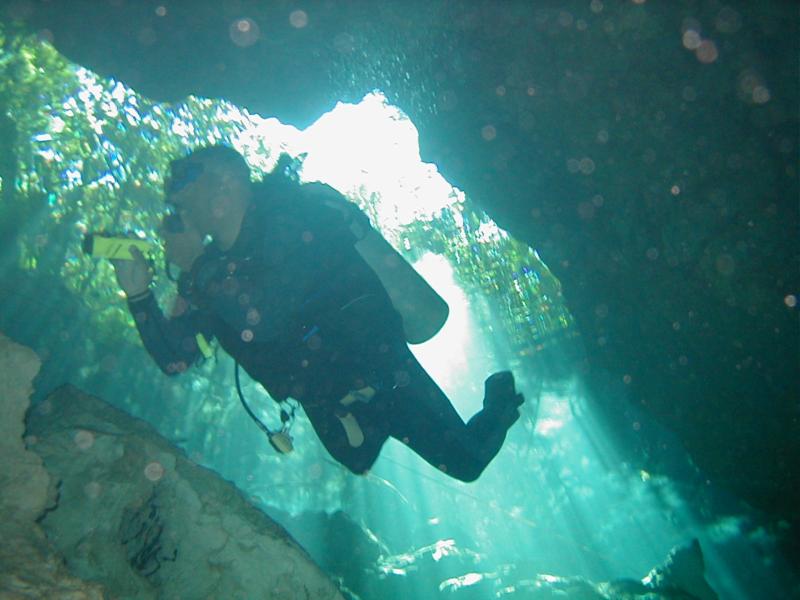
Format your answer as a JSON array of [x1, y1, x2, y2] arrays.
[[195, 333, 213, 359]]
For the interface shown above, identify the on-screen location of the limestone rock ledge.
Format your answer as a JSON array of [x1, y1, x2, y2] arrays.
[[0, 333, 343, 600], [0, 332, 106, 599]]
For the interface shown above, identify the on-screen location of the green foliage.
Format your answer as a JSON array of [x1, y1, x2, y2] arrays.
[[401, 204, 576, 354], [0, 24, 251, 346]]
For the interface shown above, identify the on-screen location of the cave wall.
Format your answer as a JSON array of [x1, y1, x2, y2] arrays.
[[4, 0, 798, 529]]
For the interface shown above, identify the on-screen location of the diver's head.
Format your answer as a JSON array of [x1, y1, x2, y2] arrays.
[[164, 145, 252, 239]]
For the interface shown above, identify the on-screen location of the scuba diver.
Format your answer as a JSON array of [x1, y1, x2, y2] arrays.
[[112, 144, 524, 482]]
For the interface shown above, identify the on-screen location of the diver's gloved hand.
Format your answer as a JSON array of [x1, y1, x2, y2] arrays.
[[111, 246, 153, 298], [483, 371, 524, 412]]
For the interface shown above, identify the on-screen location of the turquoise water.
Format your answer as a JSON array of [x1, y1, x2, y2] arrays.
[[1, 3, 797, 598]]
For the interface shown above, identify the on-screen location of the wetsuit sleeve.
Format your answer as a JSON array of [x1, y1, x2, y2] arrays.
[[126, 290, 211, 375]]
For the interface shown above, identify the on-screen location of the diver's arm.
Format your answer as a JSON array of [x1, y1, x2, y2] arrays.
[[126, 290, 208, 376], [112, 244, 208, 374]]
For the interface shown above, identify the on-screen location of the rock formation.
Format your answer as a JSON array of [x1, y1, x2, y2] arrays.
[[1, 332, 721, 598], [0, 332, 106, 598], [1, 332, 344, 600]]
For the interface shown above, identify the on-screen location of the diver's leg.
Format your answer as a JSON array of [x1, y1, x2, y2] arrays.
[[386, 352, 522, 482], [301, 391, 390, 475]]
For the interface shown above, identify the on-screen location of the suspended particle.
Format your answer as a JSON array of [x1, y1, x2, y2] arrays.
[[579, 157, 595, 175], [715, 7, 742, 34], [144, 461, 165, 482], [230, 18, 260, 47], [246, 308, 261, 325], [696, 40, 718, 64], [241, 328, 254, 342], [84, 481, 103, 499], [74, 429, 95, 450], [784, 295, 797, 308], [752, 86, 771, 104], [481, 125, 497, 141], [155, 5, 167, 17], [577, 202, 595, 220], [682, 30, 702, 50], [290, 10, 308, 28], [671, 185, 681, 195], [333, 32, 356, 54], [308, 463, 323, 479]]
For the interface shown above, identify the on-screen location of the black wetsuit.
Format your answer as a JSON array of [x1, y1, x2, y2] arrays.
[[128, 176, 517, 481]]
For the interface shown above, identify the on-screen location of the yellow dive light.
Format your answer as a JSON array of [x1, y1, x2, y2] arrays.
[[82, 234, 153, 260]]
